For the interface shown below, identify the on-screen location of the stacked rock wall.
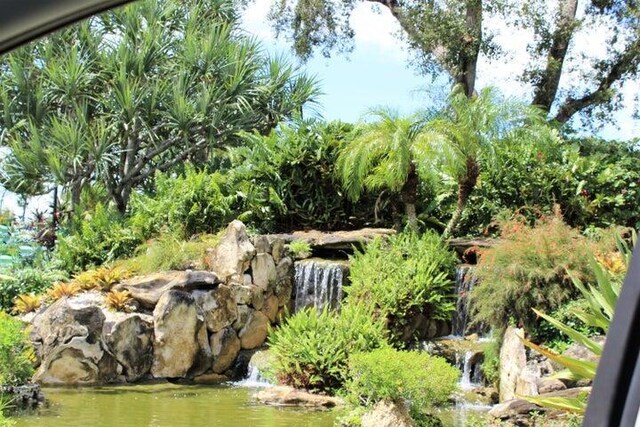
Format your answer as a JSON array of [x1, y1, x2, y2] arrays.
[[26, 220, 294, 385]]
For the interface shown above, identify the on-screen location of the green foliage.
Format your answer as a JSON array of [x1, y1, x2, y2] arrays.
[[453, 137, 640, 236], [0, 312, 35, 385], [287, 240, 311, 259], [470, 215, 618, 337], [129, 166, 233, 239], [0, 267, 67, 311], [345, 232, 457, 345], [480, 331, 502, 386], [118, 233, 221, 274], [55, 204, 140, 273], [268, 304, 388, 393], [345, 348, 458, 412], [229, 119, 382, 231]]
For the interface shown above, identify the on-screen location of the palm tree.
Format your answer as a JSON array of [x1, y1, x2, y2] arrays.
[[336, 109, 433, 230], [430, 86, 527, 237]]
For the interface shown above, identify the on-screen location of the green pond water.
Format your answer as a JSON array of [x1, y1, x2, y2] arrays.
[[14, 383, 337, 427]]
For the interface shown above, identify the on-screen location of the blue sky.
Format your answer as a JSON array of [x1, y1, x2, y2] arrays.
[[241, 0, 640, 140]]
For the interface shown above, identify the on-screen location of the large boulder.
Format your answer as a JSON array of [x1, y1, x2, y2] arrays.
[[115, 271, 220, 309], [360, 399, 417, 427], [238, 310, 269, 349], [211, 327, 241, 374], [499, 327, 527, 402], [102, 312, 154, 382], [31, 296, 119, 385], [193, 285, 237, 333], [151, 290, 211, 378], [206, 220, 256, 280], [275, 257, 294, 307], [261, 295, 279, 323], [251, 253, 277, 292]]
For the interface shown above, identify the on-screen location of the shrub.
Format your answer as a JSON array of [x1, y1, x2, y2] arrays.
[[345, 348, 458, 415], [55, 203, 140, 273], [470, 214, 619, 337], [0, 267, 67, 311], [522, 233, 631, 415], [119, 233, 221, 274], [268, 304, 388, 393], [345, 232, 457, 345], [0, 312, 35, 385], [129, 166, 233, 239]]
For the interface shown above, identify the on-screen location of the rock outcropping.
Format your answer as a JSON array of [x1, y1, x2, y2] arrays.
[[27, 221, 293, 385]]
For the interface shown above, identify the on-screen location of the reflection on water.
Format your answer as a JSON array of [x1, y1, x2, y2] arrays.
[[15, 383, 337, 427]]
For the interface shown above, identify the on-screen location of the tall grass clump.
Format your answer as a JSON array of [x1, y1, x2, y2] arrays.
[[268, 304, 388, 393], [345, 232, 458, 345], [470, 214, 620, 337]]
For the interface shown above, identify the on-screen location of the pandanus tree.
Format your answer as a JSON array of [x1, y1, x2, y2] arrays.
[[0, 0, 320, 217], [336, 109, 432, 230]]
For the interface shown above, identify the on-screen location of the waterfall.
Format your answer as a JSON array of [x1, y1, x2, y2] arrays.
[[451, 265, 478, 337], [456, 349, 484, 390], [293, 259, 348, 312], [235, 364, 272, 387]]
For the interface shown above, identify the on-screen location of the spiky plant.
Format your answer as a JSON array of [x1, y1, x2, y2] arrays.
[[12, 294, 42, 314], [47, 282, 80, 301], [105, 290, 134, 312]]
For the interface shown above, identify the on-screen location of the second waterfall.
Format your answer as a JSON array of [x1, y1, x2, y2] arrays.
[[293, 258, 349, 312]]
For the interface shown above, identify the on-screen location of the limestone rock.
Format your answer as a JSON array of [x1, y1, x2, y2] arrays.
[[537, 378, 567, 394], [193, 285, 237, 333], [271, 238, 285, 263], [233, 305, 251, 331], [231, 284, 254, 305], [102, 312, 154, 382], [250, 287, 265, 310], [252, 235, 271, 254], [275, 257, 294, 307], [251, 253, 276, 291], [211, 327, 241, 374], [499, 327, 527, 402], [193, 373, 229, 384], [31, 297, 118, 385], [239, 310, 269, 349], [515, 364, 540, 397], [206, 220, 256, 279], [255, 386, 343, 408], [261, 295, 279, 323], [361, 399, 417, 427], [489, 399, 543, 420], [115, 271, 220, 309], [151, 290, 210, 378]]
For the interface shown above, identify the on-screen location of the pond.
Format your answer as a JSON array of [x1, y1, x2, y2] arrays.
[[14, 383, 337, 427]]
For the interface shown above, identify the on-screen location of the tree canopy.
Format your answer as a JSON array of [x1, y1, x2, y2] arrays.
[[0, 0, 320, 214], [266, 0, 640, 126]]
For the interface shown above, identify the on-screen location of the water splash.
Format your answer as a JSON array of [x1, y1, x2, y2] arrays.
[[456, 349, 485, 390], [293, 259, 348, 312], [234, 364, 272, 388]]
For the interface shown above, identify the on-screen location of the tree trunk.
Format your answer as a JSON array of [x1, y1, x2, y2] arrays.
[[458, 0, 482, 97], [443, 157, 480, 238], [51, 186, 58, 229], [401, 162, 419, 231], [531, 0, 578, 112]]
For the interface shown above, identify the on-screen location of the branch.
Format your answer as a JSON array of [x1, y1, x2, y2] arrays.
[[554, 39, 640, 123]]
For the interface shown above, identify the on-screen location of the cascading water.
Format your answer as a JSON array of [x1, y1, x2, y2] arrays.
[[234, 363, 272, 388], [451, 265, 479, 337], [293, 258, 349, 312]]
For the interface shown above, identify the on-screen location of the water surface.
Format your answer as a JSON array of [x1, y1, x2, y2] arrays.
[[15, 383, 337, 427]]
